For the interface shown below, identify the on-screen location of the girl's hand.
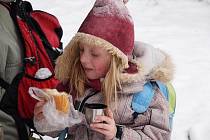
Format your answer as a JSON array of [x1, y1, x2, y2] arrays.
[[90, 109, 117, 140], [34, 101, 46, 121]]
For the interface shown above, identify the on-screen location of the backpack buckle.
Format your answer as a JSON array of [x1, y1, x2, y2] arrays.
[[24, 56, 36, 65], [54, 47, 63, 55]]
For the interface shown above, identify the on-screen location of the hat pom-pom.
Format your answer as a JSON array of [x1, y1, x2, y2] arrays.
[[123, 0, 129, 4]]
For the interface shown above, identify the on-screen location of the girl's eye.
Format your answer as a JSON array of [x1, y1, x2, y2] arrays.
[[91, 53, 99, 57]]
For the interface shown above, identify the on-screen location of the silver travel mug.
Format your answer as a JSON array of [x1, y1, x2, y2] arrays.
[[84, 103, 107, 124]]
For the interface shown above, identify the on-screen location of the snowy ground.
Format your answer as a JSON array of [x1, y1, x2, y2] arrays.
[[29, 0, 210, 139]]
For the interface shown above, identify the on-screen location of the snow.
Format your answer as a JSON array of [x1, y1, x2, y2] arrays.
[[92, 0, 132, 21], [28, 0, 210, 139]]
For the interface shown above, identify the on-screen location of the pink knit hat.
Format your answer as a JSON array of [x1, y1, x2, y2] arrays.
[[73, 0, 134, 69]]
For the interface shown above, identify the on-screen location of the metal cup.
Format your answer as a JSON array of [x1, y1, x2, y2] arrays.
[[84, 103, 107, 124]]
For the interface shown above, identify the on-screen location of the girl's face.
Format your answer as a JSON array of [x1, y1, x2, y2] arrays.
[[79, 44, 111, 80]]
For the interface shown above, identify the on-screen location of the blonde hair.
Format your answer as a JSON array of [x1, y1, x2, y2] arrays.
[[55, 37, 123, 107], [103, 56, 122, 106]]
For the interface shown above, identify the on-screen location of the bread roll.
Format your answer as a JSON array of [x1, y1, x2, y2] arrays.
[[43, 89, 69, 114]]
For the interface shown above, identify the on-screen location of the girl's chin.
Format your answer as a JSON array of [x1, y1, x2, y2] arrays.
[[86, 74, 101, 80], [85, 74, 96, 80], [85, 72, 104, 80]]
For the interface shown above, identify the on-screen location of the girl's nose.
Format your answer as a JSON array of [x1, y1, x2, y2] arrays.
[[80, 51, 89, 65]]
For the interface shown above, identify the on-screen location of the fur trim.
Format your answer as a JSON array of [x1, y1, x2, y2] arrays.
[[149, 52, 175, 83], [75, 32, 129, 69], [120, 41, 175, 84]]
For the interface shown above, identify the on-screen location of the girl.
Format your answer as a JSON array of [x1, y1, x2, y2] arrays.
[[34, 0, 174, 139]]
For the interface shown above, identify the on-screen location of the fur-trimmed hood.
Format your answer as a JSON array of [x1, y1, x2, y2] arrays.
[[129, 41, 174, 83], [120, 41, 175, 94]]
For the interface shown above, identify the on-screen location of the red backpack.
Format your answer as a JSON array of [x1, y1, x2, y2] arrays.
[[0, 0, 63, 139]]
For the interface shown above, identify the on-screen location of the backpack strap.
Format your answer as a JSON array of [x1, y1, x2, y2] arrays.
[[131, 82, 155, 113], [131, 81, 175, 113], [158, 81, 176, 129], [166, 82, 176, 115], [155, 81, 176, 114], [131, 80, 176, 129]]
